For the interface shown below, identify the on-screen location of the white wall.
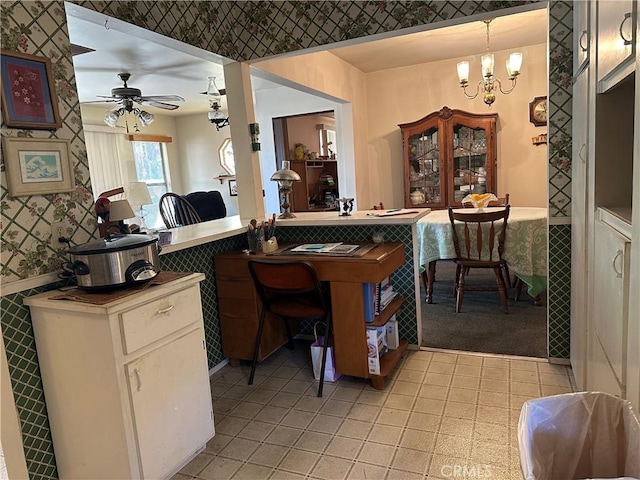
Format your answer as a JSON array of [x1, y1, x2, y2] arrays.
[[174, 113, 238, 216]]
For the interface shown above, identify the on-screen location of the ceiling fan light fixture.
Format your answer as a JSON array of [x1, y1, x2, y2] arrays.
[[137, 110, 155, 126], [104, 109, 121, 127]]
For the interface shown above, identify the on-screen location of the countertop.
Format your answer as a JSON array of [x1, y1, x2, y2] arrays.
[[158, 209, 431, 255]]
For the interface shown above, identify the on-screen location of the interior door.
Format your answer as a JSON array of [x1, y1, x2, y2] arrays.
[[126, 329, 214, 479]]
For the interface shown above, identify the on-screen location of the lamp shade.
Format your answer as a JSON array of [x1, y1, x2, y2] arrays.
[[127, 182, 152, 207], [108, 199, 136, 222], [270, 161, 301, 185]]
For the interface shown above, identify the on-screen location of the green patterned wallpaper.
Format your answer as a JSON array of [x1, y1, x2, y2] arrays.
[[1, 2, 574, 478]]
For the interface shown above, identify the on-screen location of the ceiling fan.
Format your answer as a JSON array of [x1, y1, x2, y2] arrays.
[[91, 72, 185, 111]]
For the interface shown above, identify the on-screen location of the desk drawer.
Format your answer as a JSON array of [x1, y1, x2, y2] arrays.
[[216, 277, 255, 300], [215, 257, 250, 278], [120, 285, 201, 355]]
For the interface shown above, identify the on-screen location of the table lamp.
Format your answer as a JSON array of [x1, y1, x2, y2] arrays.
[[127, 182, 153, 230], [270, 161, 301, 218], [106, 199, 136, 236]]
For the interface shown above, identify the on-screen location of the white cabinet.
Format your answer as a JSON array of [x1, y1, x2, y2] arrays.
[[570, 68, 591, 390], [589, 212, 631, 396], [24, 273, 214, 479], [596, 0, 636, 92]]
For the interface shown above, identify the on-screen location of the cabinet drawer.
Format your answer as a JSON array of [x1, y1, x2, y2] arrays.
[[120, 285, 201, 355], [215, 257, 250, 278]]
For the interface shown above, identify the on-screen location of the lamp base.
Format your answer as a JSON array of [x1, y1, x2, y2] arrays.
[[277, 212, 296, 219]]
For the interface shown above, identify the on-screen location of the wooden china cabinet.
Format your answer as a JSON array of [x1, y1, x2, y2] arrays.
[[399, 106, 497, 209]]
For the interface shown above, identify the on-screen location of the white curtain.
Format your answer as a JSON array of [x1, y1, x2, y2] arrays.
[[84, 126, 135, 199]]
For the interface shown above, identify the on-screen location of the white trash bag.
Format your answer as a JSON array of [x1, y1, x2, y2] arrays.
[[310, 322, 341, 382]]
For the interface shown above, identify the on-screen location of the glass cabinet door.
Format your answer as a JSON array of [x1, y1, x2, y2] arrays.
[[408, 127, 443, 206], [451, 124, 489, 204]]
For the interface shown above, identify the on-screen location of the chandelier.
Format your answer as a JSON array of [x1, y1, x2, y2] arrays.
[[104, 98, 154, 129], [456, 19, 523, 107], [206, 76, 230, 130]]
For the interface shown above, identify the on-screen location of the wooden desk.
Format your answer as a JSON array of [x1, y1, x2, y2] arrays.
[[214, 243, 408, 388]]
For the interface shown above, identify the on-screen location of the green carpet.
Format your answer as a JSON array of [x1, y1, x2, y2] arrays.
[[421, 260, 547, 358]]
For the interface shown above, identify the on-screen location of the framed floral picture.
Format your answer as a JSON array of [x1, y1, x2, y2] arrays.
[[0, 50, 62, 130], [1, 137, 74, 197]]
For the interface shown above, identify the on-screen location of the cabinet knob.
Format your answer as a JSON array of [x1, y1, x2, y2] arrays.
[[134, 368, 142, 392], [156, 305, 175, 315]]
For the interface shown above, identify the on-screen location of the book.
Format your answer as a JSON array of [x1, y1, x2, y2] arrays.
[[386, 315, 399, 350], [366, 327, 388, 375], [291, 243, 342, 253], [363, 283, 375, 322]]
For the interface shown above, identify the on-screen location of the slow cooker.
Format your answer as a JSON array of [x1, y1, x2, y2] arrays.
[[67, 234, 161, 290]]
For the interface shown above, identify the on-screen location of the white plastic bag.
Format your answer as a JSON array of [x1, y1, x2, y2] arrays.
[[518, 392, 640, 480], [310, 322, 341, 382]]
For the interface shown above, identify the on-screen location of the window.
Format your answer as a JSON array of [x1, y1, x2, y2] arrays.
[[218, 138, 235, 175], [131, 141, 170, 230]]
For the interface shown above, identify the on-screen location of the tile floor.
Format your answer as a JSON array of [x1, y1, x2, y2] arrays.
[[174, 343, 575, 480]]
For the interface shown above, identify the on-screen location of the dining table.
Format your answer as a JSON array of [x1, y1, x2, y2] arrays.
[[417, 206, 548, 303]]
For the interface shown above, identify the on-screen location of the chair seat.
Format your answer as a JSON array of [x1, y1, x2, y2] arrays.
[[455, 259, 506, 268]]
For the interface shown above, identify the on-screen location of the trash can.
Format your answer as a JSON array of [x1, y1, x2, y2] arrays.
[[518, 392, 640, 480]]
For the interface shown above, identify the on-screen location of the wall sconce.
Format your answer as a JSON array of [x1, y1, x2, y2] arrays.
[[270, 161, 301, 218]]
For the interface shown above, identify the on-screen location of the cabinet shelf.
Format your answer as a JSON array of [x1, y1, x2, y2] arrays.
[[368, 295, 404, 327], [370, 339, 409, 390]]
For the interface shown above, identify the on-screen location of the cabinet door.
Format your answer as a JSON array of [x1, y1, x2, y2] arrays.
[[574, 0, 590, 75], [597, 0, 636, 90], [570, 69, 590, 390], [448, 119, 495, 205], [126, 328, 214, 479], [405, 121, 444, 208], [593, 219, 631, 388]]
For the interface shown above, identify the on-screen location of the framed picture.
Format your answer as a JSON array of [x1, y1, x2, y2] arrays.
[[1, 50, 62, 130], [228, 179, 238, 196], [1, 137, 74, 197]]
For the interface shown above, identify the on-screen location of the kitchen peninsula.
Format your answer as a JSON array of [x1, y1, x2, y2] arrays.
[[156, 209, 430, 374]]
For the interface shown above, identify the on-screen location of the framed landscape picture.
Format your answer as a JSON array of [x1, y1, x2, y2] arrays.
[[228, 179, 238, 196], [2, 137, 74, 197], [1, 50, 62, 130]]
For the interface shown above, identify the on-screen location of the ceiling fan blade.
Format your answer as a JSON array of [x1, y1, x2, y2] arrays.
[[140, 94, 185, 103], [138, 99, 181, 110], [70, 43, 96, 56], [84, 99, 119, 104]]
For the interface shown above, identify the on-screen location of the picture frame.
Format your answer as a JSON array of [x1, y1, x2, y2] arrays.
[[1, 50, 62, 130], [1, 137, 74, 197], [228, 178, 238, 196]]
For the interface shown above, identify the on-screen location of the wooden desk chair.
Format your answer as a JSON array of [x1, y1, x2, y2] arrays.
[[247, 259, 333, 397], [462, 192, 510, 208], [448, 205, 511, 314], [159, 192, 202, 228]]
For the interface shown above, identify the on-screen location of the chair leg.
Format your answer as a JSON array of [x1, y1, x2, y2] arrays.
[[514, 278, 525, 301], [455, 267, 466, 313], [249, 306, 268, 385], [317, 313, 333, 397], [283, 317, 295, 350], [493, 266, 509, 314], [453, 264, 462, 297]]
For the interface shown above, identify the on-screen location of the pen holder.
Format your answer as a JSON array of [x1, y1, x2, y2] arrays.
[[247, 229, 262, 254], [262, 236, 279, 253]]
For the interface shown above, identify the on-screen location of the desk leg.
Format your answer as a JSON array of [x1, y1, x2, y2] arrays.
[[426, 261, 437, 304]]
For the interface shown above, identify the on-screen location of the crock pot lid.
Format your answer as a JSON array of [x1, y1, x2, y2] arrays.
[[68, 234, 157, 254]]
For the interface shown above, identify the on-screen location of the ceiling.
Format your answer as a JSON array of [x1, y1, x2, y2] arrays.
[[66, 4, 547, 118]]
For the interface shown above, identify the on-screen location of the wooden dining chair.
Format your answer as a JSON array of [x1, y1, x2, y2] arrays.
[[448, 205, 511, 314], [462, 192, 510, 207], [159, 192, 202, 228], [247, 259, 333, 397]]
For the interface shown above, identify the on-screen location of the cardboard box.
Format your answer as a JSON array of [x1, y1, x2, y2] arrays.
[[366, 327, 387, 375], [386, 315, 399, 350]]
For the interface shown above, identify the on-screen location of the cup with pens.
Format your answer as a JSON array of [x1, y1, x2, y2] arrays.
[[262, 214, 279, 253]]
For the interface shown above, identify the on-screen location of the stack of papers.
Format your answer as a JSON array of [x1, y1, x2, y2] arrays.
[[290, 243, 359, 254]]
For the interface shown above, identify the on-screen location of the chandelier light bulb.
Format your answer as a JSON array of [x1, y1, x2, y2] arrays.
[[104, 109, 120, 127], [456, 61, 470, 84], [506, 52, 523, 78], [481, 53, 494, 79]]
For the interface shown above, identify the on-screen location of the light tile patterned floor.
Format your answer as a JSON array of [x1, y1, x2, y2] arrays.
[[174, 343, 575, 480]]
